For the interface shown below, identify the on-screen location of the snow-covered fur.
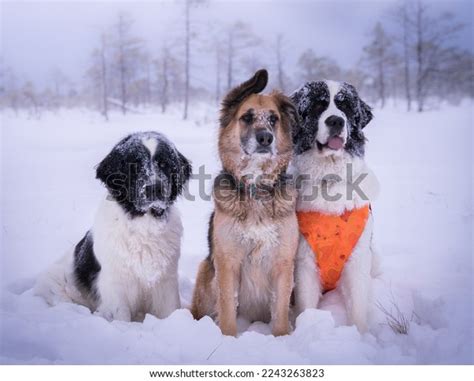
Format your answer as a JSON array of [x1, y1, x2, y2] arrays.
[[290, 80, 379, 333], [35, 131, 191, 322]]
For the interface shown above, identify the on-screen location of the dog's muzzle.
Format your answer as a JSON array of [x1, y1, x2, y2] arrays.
[[144, 181, 167, 202], [255, 130, 274, 154], [323, 115, 346, 151]]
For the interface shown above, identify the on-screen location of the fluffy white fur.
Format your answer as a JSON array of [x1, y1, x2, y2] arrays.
[[35, 198, 183, 321], [291, 151, 379, 215]]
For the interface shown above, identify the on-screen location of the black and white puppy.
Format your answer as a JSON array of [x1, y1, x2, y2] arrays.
[[291, 80, 379, 332], [35, 131, 191, 322]]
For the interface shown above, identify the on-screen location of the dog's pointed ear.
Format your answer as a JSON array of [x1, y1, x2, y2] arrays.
[[220, 69, 268, 128]]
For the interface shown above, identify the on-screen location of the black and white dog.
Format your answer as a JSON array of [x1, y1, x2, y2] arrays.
[[35, 131, 191, 322], [290, 80, 379, 332]]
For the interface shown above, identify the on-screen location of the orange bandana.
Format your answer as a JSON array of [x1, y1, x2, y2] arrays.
[[297, 205, 370, 292]]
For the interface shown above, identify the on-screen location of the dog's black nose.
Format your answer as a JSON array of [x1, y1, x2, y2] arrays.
[[325, 115, 345, 135], [256, 130, 274, 147]]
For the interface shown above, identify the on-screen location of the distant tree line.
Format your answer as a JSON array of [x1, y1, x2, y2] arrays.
[[1, 0, 472, 119], [360, 1, 473, 111]]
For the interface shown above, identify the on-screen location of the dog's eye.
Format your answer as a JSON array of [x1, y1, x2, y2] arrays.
[[157, 161, 166, 169], [317, 100, 329, 109], [336, 98, 352, 114], [310, 101, 328, 116], [241, 113, 253, 124], [269, 115, 279, 126]]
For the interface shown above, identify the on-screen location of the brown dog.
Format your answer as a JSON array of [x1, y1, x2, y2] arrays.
[[191, 69, 299, 336]]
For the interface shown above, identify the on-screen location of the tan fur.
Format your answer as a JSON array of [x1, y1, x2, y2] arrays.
[[191, 70, 299, 336], [190, 260, 215, 320]]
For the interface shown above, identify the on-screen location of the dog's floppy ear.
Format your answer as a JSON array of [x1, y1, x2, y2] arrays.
[[290, 81, 326, 118], [220, 69, 268, 128], [356, 97, 373, 129], [96, 147, 128, 203], [289, 88, 309, 154], [96, 142, 126, 186], [290, 88, 302, 116], [174, 151, 192, 197], [289, 88, 302, 138], [95, 135, 134, 200], [343, 83, 373, 129]]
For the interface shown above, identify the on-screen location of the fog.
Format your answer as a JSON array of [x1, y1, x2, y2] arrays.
[[2, 0, 472, 90]]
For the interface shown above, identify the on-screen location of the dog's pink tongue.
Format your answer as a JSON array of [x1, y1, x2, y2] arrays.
[[327, 137, 344, 150]]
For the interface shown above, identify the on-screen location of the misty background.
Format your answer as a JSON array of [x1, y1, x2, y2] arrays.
[[1, 0, 473, 119]]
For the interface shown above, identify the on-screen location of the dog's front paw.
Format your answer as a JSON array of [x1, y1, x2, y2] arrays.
[[220, 321, 237, 337], [349, 312, 369, 333], [94, 309, 114, 321], [272, 321, 290, 337], [353, 319, 368, 334], [95, 304, 131, 322]]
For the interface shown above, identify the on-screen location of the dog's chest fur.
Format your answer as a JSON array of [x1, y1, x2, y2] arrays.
[[292, 151, 374, 214], [231, 217, 279, 322], [93, 199, 182, 286], [215, 191, 294, 323], [236, 218, 280, 250], [214, 178, 295, 256]]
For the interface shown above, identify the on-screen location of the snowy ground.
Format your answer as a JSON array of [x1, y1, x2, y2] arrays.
[[0, 102, 472, 364]]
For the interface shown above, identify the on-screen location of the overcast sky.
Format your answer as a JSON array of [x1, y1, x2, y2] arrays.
[[1, 0, 472, 91]]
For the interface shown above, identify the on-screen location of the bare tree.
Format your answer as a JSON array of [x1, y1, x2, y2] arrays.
[[127, 49, 154, 108], [401, 3, 413, 111], [155, 45, 171, 113], [113, 13, 143, 114], [275, 34, 286, 92], [144, 53, 152, 106], [383, 0, 470, 108], [153, 43, 185, 112], [297, 49, 342, 83], [87, 32, 110, 120], [116, 14, 128, 114], [50, 68, 70, 109], [391, 1, 414, 111], [441, 49, 474, 102], [1, 67, 20, 114], [99, 33, 109, 120], [22, 80, 41, 118], [225, 21, 260, 90], [361, 22, 396, 108], [183, 0, 191, 119], [214, 38, 224, 105], [412, 1, 464, 111], [180, 0, 207, 119], [0, 58, 4, 100], [226, 27, 234, 91]]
